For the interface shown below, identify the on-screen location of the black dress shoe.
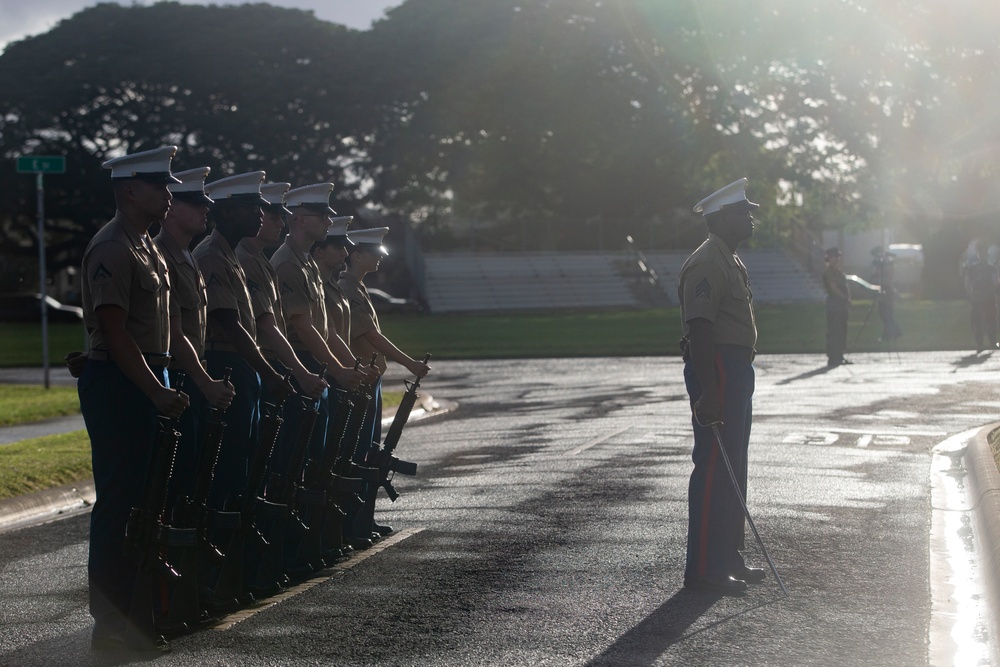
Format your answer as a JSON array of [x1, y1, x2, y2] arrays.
[[347, 536, 374, 550], [373, 523, 394, 536], [735, 566, 767, 584], [683, 575, 748, 596]]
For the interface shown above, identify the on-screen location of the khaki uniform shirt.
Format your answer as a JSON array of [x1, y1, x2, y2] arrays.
[[154, 231, 208, 358], [677, 233, 757, 350], [324, 275, 351, 346], [81, 212, 170, 356], [822, 265, 850, 306], [193, 229, 256, 349], [270, 241, 327, 352], [236, 239, 286, 359], [339, 273, 387, 375]]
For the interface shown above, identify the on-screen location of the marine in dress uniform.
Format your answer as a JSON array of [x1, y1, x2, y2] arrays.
[[154, 167, 234, 509], [311, 218, 357, 459], [79, 146, 189, 649], [269, 184, 364, 481], [340, 227, 431, 540], [235, 182, 328, 403], [677, 178, 765, 596], [193, 172, 294, 510], [822, 247, 851, 367]]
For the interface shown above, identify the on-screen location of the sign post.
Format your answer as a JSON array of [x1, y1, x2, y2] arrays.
[[16, 155, 66, 389]]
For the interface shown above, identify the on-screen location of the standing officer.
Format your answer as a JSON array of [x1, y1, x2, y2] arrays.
[[677, 178, 765, 596], [340, 226, 431, 539], [193, 172, 295, 511], [153, 167, 235, 509], [270, 184, 366, 481], [79, 146, 189, 649], [822, 247, 851, 367]]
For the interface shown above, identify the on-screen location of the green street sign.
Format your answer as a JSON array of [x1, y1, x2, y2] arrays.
[[16, 155, 66, 174]]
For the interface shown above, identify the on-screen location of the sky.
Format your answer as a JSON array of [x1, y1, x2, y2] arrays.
[[0, 0, 404, 52]]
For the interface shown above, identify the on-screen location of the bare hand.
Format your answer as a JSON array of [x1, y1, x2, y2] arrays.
[[65, 351, 88, 379], [406, 359, 431, 379], [265, 373, 297, 404], [152, 386, 189, 420], [694, 393, 722, 427], [203, 378, 235, 411], [294, 368, 328, 400], [331, 365, 365, 391]]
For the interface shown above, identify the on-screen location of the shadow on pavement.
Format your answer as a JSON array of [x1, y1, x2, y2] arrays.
[[952, 351, 993, 369], [585, 589, 786, 667], [775, 364, 837, 385]]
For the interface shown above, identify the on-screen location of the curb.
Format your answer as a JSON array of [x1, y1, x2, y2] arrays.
[[966, 423, 1000, 663], [0, 393, 456, 534]]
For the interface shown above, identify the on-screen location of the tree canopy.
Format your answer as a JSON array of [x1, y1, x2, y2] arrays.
[[2, 0, 999, 294]]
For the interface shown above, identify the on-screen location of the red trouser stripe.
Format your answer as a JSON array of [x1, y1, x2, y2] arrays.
[[696, 353, 727, 577]]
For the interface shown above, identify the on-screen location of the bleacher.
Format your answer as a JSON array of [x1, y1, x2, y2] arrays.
[[421, 249, 825, 313]]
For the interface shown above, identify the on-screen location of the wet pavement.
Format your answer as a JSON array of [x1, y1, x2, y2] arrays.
[[0, 352, 998, 665]]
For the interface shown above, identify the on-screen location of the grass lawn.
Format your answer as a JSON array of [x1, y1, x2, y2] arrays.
[[0, 430, 92, 500], [0, 300, 981, 369], [0, 385, 81, 427], [380, 299, 978, 358]]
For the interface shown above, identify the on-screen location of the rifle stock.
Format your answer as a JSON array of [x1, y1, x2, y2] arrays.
[[210, 385, 286, 606], [252, 394, 319, 586], [165, 368, 232, 629], [124, 375, 189, 647]]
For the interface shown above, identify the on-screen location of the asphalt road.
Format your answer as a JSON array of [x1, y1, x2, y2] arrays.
[[0, 352, 998, 666]]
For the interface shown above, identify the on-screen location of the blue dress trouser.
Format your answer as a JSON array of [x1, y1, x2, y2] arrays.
[[79, 360, 166, 626], [683, 348, 754, 581], [205, 351, 260, 510]]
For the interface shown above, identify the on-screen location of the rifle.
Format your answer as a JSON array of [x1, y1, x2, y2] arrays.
[[338, 355, 384, 544], [250, 391, 320, 588], [165, 368, 234, 628], [371, 353, 430, 502], [123, 375, 192, 648], [287, 361, 361, 572], [209, 382, 288, 605]]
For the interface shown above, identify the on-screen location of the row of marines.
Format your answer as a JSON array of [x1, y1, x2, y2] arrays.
[[73, 145, 431, 653]]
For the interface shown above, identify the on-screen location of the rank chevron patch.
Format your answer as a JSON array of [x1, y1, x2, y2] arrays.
[[91, 263, 112, 280], [694, 278, 712, 300]]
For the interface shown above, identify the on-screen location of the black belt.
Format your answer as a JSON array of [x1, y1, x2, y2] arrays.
[[89, 350, 171, 368]]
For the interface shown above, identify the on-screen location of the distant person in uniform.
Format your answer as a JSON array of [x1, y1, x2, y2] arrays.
[[79, 146, 190, 650], [153, 167, 235, 511], [677, 178, 765, 596], [871, 246, 902, 343], [340, 226, 431, 541], [822, 247, 851, 367], [961, 240, 999, 352]]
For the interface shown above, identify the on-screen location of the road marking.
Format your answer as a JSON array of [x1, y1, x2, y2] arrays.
[[210, 527, 424, 631], [829, 427, 947, 437], [566, 426, 630, 456]]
